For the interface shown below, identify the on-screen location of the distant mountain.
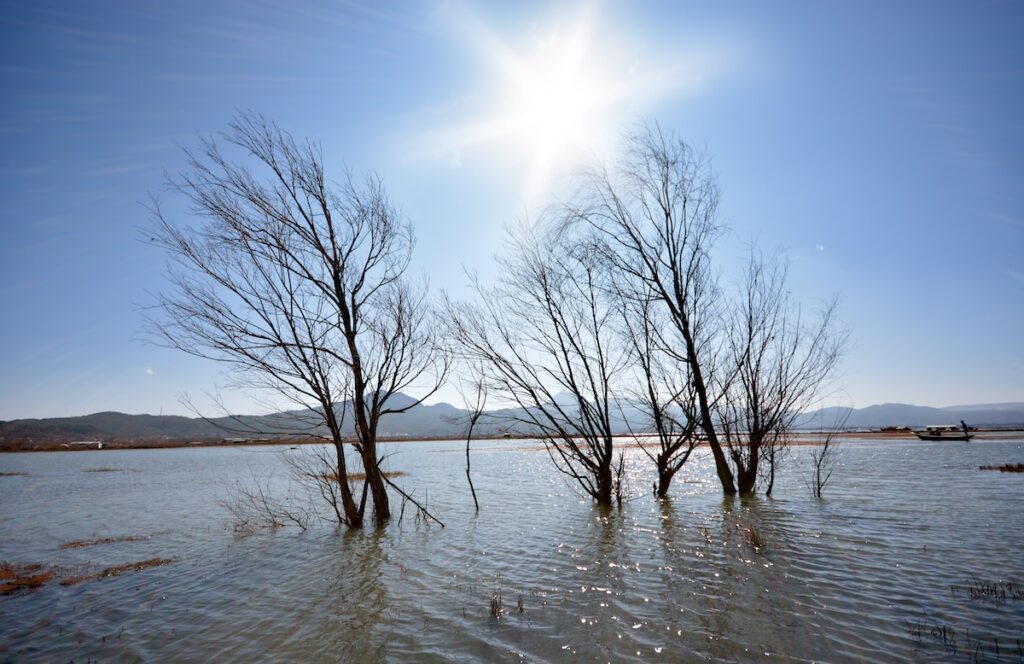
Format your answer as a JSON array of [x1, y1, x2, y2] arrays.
[[2, 397, 1023, 445], [796, 402, 1024, 429], [0, 395, 486, 444], [942, 402, 1024, 413]]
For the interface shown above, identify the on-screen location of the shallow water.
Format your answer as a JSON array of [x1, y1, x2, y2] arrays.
[[1, 437, 1023, 662]]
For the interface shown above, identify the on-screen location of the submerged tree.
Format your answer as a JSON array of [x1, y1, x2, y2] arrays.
[[715, 252, 845, 494], [570, 125, 845, 495], [568, 125, 738, 493], [616, 290, 701, 498], [809, 408, 849, 498], [456, 369, 488, 512], [444, 224, 629, 506], [151, 114, 446, 528]]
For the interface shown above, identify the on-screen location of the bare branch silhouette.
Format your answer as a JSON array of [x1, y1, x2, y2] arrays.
[[715, 250, 846, 494], [565, 124, 739, 493], [567, 124, 845, 495], [614, 289, 701, 498], [451, 367, 488, 512], [149, 113, 448, 528], [443, 222, 629, 506], [810, 407, 850, 498]]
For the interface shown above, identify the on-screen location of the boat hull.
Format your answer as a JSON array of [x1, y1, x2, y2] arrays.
[[915, 433, 973, 441]]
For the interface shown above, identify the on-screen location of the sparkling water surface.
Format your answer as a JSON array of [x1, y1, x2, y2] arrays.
[[2, 436, 1023, 662]]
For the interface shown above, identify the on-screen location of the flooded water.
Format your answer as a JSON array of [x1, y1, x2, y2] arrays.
[[2, 436, 1023, 662]]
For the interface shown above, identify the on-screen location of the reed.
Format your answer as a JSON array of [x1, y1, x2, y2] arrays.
[[951, 578, 1023, 603], [490, 589, 503, 618], [744, 526, 764, 551], [978, 463, 1024, 472]]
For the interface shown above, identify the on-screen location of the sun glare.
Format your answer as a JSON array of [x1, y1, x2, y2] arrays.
[[497, 27, 613, 194], [430, 6, 677, 204]]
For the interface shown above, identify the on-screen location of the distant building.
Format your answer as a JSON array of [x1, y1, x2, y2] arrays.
[[69, 441, 103, 449]]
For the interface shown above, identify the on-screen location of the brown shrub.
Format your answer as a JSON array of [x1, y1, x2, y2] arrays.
[[0, 563, 54, 594], [59, 535, 147, 550], [98, 557, 173, 577], [60, 557, 174, 586]]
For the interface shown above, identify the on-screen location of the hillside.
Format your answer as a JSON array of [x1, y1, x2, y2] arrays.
[[2, 397, 1023, 449]]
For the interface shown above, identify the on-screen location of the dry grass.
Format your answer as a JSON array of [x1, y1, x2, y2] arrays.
[[744, 526, 764, 551], [59, 535, 148, 550], [98, 557, 174, 578], [2, 557, 173, 592], [0, 563, 53, 594], [61, 557, 174, 586], [490, 590, 503, 618], [58, 574, 94, 587], [0, 471, 29, 477], [979, 463, 1024, 473]]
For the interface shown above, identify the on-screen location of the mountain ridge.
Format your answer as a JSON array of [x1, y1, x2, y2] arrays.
[[2, 397, 1023, 445]]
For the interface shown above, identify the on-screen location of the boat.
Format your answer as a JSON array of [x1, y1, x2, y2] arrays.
[[914, 424, 973, 441]]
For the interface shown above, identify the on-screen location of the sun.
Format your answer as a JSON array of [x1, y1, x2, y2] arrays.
[[501, 25, 609, 158], [416, 6, 727, 206], [430, 6, 654, 204]]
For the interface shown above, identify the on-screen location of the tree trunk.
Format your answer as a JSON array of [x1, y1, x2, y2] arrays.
[[737, 468, 756, 494], [347, 335, 390, 528], [680, 323, 737, 494], [466, 438, 479, 512], [334, 441, 363, 527], [656, 456, 676, 498], [707, 432, 737, 494], [764, 451, 776, 497], [360, 445, 390, 527], [596, 463, 614, 506], [736, 437, 761, 494]]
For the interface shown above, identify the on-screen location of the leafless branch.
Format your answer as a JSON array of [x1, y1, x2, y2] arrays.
[[149, 113, 447, 528], [443, 221, 628, 506]]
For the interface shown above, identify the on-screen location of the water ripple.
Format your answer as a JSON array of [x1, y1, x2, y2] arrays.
[[1, 438, 1023, 661]]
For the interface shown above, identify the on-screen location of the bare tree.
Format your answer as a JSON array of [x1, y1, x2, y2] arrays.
[[285, 443, 364, 526], [758, 425, 789, 498], [457, 369, 488, 512], [224, 468, 315, 535], [150, 114, 447, 528], [715, 252, 845, 494], [569, 125, 845, 496], [809, 408, 849, 498], [444, 224, 629, 506], [616, 290, 701, 498], [567, 125, 738, 493]]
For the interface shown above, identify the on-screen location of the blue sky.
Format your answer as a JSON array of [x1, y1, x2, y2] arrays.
[[1, 0, 1022, 419]]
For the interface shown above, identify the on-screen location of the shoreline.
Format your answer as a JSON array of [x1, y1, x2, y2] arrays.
[[2, 429, 1021, 453]]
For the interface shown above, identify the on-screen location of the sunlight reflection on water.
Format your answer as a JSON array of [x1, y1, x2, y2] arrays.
[[1, 437, 1023, 661]]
